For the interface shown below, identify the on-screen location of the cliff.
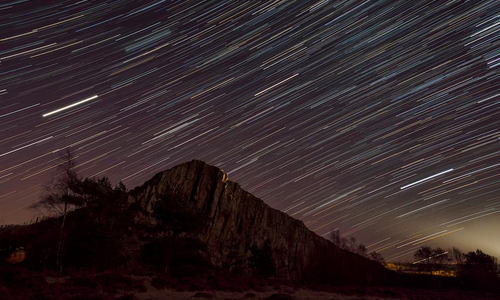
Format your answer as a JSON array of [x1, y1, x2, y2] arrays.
[[129, 160, 396, 285]]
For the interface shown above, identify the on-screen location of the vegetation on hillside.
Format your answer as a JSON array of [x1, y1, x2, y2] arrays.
[[329, 230, 500, 292], [0, 149, 498, 298], [329, 230, 384, 264], [0, 149, 275, 279]]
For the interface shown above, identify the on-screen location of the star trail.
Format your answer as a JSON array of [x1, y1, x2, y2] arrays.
[[0, 0, 499, 262]]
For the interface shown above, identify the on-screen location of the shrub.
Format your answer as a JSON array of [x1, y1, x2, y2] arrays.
[[244, 292, 257, 298], [265, 294, 295, 300], [117, 293, 138, 300], [69, 272, 145, 294], [193, 292, 215, 298], [151, 275, 177, 289], [458, 249, 500, 291]]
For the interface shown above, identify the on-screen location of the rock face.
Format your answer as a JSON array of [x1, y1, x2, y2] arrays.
[[129, 160, 396, 285]]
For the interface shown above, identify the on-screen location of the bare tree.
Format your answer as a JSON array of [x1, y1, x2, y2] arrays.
[[448, 246, 464, 264], [330, 229, 341, 246], [330, 229, 348, 250], [356, 243, 367, 257], [414, 246, 432, 264], [414, 246, 433, 273], [347, 236, 358, 252], [329, 229, 369, 258], [369, 251, 385, 264], [430, 247, 448, 265], [30, 148, 81, 273]]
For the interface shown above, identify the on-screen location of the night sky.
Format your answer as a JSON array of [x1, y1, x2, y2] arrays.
[[1, 0, 499, 262]]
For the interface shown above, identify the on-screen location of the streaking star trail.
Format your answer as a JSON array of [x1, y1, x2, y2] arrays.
[[400, 169, 454, 190], [0, 0, 499, 262], [42, 95, 98, 117]]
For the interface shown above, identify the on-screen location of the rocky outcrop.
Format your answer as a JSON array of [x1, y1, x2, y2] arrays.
[[129, 160, 396, 285]]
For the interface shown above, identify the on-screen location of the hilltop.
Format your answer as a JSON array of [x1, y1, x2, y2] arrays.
[[1, 160, 496, 299]]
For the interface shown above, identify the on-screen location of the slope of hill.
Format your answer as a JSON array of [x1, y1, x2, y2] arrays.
[[129, 160, 395, 285], [3, 160, 499, 299]]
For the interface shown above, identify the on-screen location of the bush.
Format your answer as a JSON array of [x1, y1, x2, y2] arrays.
[[244, 292, 257, 298], [140, 236, 213, 277], [0, 266, 46, 290], [265, 294, 295, 300], [69, 272, 145, 294], [458, 250, 500, 291], [193, 292, 215, 298], [151, 275, 177, 289], [117, 293, 138, 300], [99, 272, 146, 293]]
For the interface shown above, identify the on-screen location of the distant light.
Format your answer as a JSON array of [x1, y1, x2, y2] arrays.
[[43, 95, 98, 117]]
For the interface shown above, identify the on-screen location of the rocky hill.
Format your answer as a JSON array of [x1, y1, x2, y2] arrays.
[[129, 160, 396, 285]]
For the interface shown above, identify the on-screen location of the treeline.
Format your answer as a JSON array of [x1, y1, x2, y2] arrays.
[[329, 230, 384, 264], [1, 149, 499, 295], [0, 149, 213, 277], [0, 149, 282, 281], [411, 246, 500, 291], [328, 231, 500, 292], [413, 246, 463, 269]]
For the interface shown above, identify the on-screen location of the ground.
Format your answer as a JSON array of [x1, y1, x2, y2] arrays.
[[124, 288, 498, 300], [122, 278, 497, 300]]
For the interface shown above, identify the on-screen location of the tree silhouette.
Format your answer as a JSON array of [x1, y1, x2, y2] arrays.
[[369, 251, 385, 264], [356, 243, 367, 257], [329, 229, 382, 262], [63, 176, 130, 270], [28, 148, 135, 272], [459, 249, 499, 291], [414, 246, 433, 273], [330, 230, 348, 249], [30, 148, 81, 273], [448, 246, 464, 264], [430, 247, 448, 264]]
